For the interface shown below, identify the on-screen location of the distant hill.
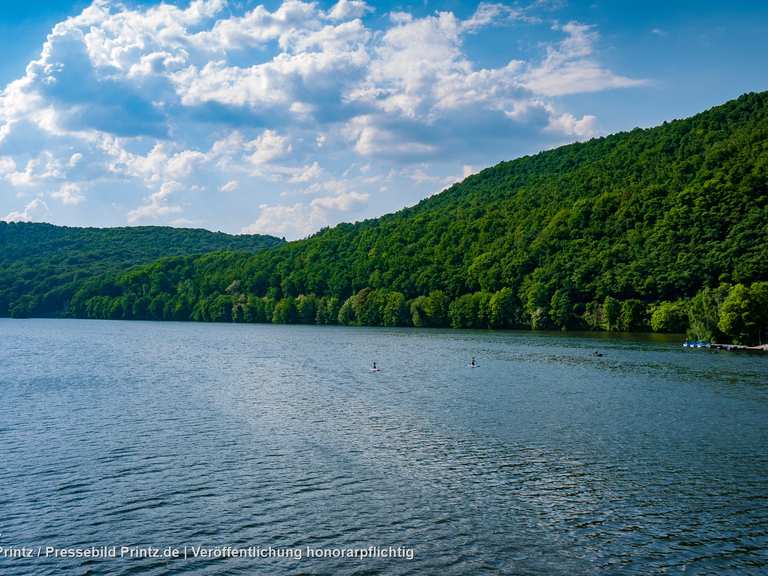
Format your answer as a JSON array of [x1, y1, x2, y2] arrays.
[[0, 223, 282, 317], [3, 92, 767, 344]]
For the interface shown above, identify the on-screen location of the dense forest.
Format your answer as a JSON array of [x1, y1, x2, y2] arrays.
[[0, 223, 282, 318], [2, 93, 767, 345]]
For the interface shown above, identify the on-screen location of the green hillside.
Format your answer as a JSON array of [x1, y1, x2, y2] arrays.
[[4, 92, 768, 344], [0, 223, 282, 318]]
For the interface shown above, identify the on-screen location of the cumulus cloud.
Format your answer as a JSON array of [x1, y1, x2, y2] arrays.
[[51, 182, 85, 205], [3, 152, 66, 187], [243, 186, 369, 239], [0, 156, 16, 177], [220, 179, 239, 193], [310, 190, 368, 211], [247, 130, 292, 167], [462, 2, 536, 32], [3, 198, 49, 222], [127, 180, 183, 223], [68, 153, 83, 167], [522, 22, 646, 96], [327, 0, 372, 21], [242, 203, 321, 238], [547, 111, 597, 137], [0, 0, 645, 235], [242, 192, 368, 238]]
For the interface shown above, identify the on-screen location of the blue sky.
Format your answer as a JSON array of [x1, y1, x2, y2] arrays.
[[0, 0, 766, 238]]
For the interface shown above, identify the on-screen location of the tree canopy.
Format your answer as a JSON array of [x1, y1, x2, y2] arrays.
[[2, 92, 767, 344], [0, 223, 282, 318]]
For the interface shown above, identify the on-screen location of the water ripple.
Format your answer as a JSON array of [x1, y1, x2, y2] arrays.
[[1, 320, 767, 575]]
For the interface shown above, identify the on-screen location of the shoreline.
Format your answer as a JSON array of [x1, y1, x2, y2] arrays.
[[3, 316, 767, 351], [711, 343, 768, 352]]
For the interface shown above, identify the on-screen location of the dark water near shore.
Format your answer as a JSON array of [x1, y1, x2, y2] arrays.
[[1, 319, 767, 575]]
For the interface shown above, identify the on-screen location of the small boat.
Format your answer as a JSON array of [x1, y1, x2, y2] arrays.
[[683, 340, 711, 349]]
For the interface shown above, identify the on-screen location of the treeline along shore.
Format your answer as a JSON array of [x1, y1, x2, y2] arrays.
[[2, 93, 767, 346], [70, 276, 768, 347]]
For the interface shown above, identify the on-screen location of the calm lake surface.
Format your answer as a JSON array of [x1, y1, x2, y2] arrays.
[[1, 319, 767, 575]]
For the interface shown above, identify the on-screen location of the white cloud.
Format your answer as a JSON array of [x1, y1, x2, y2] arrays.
[[522, 22, 646, 96], [127, 181, 183, 223], [68, 153, 83, 167], [327, 0, 372, 21], [242, 203, 322, 238], [247, 130, 292, 167], [3, 152, 65, 187], [220, 179, 239, 193], [0, 156, 15, 175], [441, 163, 480, 187], [51, 182, 85, 205], [310, 190, 368, 211], [547, 112, 597, 137], [191, 0, 320, 52], [244, 189, 368, 239], [0, 0, 645, 234], [402, 166, 441, 184], [354, 11, 466, 118], [168, 217, 201, 227], [3, 198, 49, 222], [461, 3, 535, 32], [345, 115, 436, 157], [286, 161, 322, 183]]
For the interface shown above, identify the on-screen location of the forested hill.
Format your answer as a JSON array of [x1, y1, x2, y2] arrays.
[[0, 223, 282, 317], [5, 92, 768, 344]]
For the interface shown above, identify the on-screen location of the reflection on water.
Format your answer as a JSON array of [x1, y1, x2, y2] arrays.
[[1, 319, 766, 575]]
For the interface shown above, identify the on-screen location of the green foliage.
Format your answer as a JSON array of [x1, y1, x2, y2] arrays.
[[0, 222, 281, 317], [717, 282, 768, 344], [448, 292, 493, 329], [296, 294, 318, 324], [524, 280, 550, 330], [272, 297, 298, 324], [488, 287, 519, 329], [352, 288, 384, 326], [749, 282, 768, 345], [337, 297, 355, 325], [619, 299, 647, 331], [448, 293, 476, 329], [687, 285, 730, 342], [382, 292, 408, 327], [748, 282, 768, 345], [315, 296, 340, 325], [2, 92, 768, 344], [584, 301, 604, 331], [650, 300, 688, 333], [718, 284, 752, 343], [602, 296, 621, 331], [410, 291, 450, 327], [549, 290, 573, 330]]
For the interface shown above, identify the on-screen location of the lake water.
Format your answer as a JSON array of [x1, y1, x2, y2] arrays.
[[1, 319, 767, 575]]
